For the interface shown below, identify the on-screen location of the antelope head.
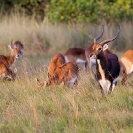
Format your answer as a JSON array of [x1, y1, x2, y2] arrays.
[[90, 25, 120, 58], [8, 40, 20, 59]]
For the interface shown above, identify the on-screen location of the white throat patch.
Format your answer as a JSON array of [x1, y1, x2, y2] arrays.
[[97, 59, 111, 94]]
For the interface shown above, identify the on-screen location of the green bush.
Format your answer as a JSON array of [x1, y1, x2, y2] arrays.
[[46, 0, 133, 23], [0, 0, 48, 21], [1, 0, 133, 23], [46, 0, 98, 23]]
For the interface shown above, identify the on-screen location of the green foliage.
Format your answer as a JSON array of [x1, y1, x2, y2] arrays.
[[46, 0, 133, 23], [0, 0, 48, 21], [46, 0, 98, 23], [1, 0, 133, 23], [14, 0, 46, 18]]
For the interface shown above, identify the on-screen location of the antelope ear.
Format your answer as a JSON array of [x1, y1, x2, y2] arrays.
[[8, 45, 13, 50], [103, 44, 108, 51]]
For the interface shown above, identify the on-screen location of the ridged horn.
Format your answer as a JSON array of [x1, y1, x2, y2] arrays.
[[94, 25, 104, 44], [10, 39, 14, 48], [100, 25, 120, 46]]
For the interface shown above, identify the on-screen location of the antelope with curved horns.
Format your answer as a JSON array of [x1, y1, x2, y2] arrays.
[[64, 48, 87, 70], [10, 40, 24, 57], [120, 50, 133, 85], [64, 26, 111, 71], [90, 25, 120, 96], [85, 25, 112, 72], [0, 40, 21, 68]]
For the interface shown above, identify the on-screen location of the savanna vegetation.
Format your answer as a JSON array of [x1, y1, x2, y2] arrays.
[[1, 0, 133, 24], [0, 1, 133, 133]]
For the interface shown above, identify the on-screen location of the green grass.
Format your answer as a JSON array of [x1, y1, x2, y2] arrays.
[[0, 15, 133, 133], [0, 66, 133, 133]]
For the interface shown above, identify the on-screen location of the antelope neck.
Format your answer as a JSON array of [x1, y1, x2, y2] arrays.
[[7, 54, 16, 66], [96, 52, 112, 81], [96, 53, 108, 71]]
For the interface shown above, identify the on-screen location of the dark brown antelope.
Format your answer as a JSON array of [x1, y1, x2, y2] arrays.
[[90, 25, 120, 96], [85, 25, 112, 72], [64, 26, 112, 72], [120, 50, 133, 85], [64, 48, 87, 70]]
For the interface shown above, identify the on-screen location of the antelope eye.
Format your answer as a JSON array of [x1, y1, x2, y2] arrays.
[[98, 47, 102, 51]]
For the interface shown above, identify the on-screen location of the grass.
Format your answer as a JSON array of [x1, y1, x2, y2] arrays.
[[0, 72, 133, 133], [0, 14, 133, 133]]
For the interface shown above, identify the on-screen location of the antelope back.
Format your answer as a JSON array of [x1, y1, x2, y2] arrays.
[[45, 62, 79, 86], [48, 53, 65, 77], [64, 48, 86, 61], [57, 62, 79, 79], [121, 49, 133, 75]]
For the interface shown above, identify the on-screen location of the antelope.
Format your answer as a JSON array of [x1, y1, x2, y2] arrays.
[[0, 61, 17, 81], [11, 40, 24, 57], [64, 48, 87, 70], [120, 50, 133, 85], [45, 62, 79, 87], [0, 40, 21, 68], [64, 26, 111, 72], [85, 25, 112, 72], [90, 26, 120, 96], [47, 53, 65, 78]]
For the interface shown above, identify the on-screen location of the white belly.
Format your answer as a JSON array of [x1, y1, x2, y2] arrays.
[[76, 59, 86, 64], [68, 77, 77, 85]]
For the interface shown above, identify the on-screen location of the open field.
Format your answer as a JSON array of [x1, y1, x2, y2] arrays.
[[0, 15, 133, 133]]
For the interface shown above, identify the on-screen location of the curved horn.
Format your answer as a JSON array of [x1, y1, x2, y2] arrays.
[[100, 25, 120, 46], [10, 39, 14, 48], [94, 25, 104, 44]]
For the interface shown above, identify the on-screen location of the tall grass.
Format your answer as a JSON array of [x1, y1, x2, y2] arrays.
[[1, 14, 133, 56], [0, 14, 133, 133]]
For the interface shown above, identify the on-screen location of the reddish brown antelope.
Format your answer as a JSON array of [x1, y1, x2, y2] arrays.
[[47, 53, 65, 78], [11, 40, 24, 57], [90, 26, 120, 96], [0, 61, 17, 81], [0, 40, 21, 68], [64, 48, 87, 70], [120, 50, 133, 85], [45, 62, 79, 87]]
